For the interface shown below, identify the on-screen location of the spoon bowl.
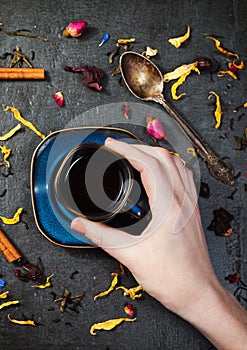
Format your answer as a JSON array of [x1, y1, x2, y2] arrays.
[[120, 52, 163, 100]]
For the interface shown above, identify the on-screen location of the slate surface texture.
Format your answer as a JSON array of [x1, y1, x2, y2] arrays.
[[0, 0, 246, 349]]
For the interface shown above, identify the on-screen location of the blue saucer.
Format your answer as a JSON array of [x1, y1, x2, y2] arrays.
[[30, 127, 142, 248]]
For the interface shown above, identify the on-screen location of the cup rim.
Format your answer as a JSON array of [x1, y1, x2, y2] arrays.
[[54, 142, 134, 222]]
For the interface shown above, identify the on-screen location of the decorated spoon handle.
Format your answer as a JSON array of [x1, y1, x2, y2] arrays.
[[155, 95, 235, 185]]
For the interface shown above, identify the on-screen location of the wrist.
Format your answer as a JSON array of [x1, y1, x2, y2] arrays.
[[173, 280, 247, 350]]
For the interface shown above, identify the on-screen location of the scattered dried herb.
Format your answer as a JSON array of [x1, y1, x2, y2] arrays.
[[163, 62, 198, 82], [199, 182, 210, 199], [69, 270, 79, 279], [119, 263, 125, 276], [31, 273, 54, 289], [99, 33, 110, 46], [230, 118, 234, 130], [227, 188, 237, 200], [94, 272, 118, 300], [186, 147, 197, 157], [116, 285, 143, 300], [53, 91, 64, 107], [0, 124, 21, 141], [4, 106, 45, 139], [122, 103, 130, 119], [124, 303, 134, 317], [6, 31, 48, 42], [208, 91, 222, 129], [7, 314, 36, 326], [206, 36, 239, 59], [0, 279, 6, 288], [9, 46, 32, 68], [0, 189, 7, 198], [168, 25, 190, 48], [117, 38, 135, 44], [197, 57, 213, 71], [54, 290, 85, 313], [57, 289, 70, 313], [217, 70, 238, 80], [0, 145, 11, 168], [225, 272, 239, 284], [15, 257, 43, 282], [146, 117, 167, 141], [0, 300, 19, 310], [207, 207, 234, 237], [234, 132, 247, 150], [63, 21, 87, 38], [0, 291, 9, 298], [108, 44, 120, 64], [90, 317, 136, 335], [0, 207, 23, 225], [142, 46, 158, 59], [64, 65, 104, 91], [171, 66, 200, 100], [244, 184, 247, 192]]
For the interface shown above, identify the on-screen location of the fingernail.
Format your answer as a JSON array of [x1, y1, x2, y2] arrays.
[[105, 137, 115, 144], [71, 217, 85, 231]]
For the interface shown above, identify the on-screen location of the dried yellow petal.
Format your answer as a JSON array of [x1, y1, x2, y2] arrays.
[[206, 36, 239, 59], [171, 66, 200, 100], [217, 70, 238, 80], [168, 25, 190, 48], [31, 273, 54, 289], [90, 317, 136, 335], [186, 148, 197, 157], [7, 314, 36, 326], [0, 300, 19, 310], [0, 291, 9, 299], [163, 62, 198, 82], [94, 273, 118, 300], [244, 102, 247, 108], [209, 91, 222, 129], [142, 46, 158, 59], [4, 106, 45, 140], [0, 124, 21, 141], [117, 38, 135, 44], [116, 285, 144, 300], [0, 145, 11, 168], [0, 207, 23, 225]]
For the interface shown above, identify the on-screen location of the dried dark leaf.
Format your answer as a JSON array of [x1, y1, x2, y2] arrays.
[[207, 207, 234, 236]]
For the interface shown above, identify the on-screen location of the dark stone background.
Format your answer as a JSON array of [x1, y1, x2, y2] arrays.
[[0, 0, 246, 349]]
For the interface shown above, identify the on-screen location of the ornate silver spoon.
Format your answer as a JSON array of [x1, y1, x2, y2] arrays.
[[119, 51, 235, 185]]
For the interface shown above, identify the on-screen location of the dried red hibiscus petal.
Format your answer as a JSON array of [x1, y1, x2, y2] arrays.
[[64, 65, 103, 91], [207, 208, 234, 237], [225, 272, 239, 284]]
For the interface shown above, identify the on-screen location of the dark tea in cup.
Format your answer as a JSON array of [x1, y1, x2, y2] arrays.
[[54, 142, 144, 222]]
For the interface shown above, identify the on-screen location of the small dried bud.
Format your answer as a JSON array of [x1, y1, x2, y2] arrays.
[[197, 57, 213, 71], [63, 21, 87, 38], [146, 117, 167, 141]]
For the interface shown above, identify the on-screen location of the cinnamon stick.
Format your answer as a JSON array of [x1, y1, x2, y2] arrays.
[[0, 68, 45, 80], [0, 229, 21, 263]]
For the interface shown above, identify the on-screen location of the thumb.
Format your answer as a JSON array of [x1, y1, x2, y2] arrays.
[[71, 217, 136, 257]]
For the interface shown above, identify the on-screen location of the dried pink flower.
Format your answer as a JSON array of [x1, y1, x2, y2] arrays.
[[124, 303, 134, 317], [53, 91, 64, 107], [146, 116, 167, 141], [64, 65, 103, 91], [63, 21, 87, 38]]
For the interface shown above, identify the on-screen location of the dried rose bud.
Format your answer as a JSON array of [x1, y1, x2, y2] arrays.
[[225, 272, 239, 284], [146, 116, 167, 141], [197, 57, 213, 71], [124, 303, 134, 317], [53, 91, 64, 107], [63, 21, 87, 38]]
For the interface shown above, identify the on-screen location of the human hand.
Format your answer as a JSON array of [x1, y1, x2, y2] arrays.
[[71, 138, 247, 349], [71, 138, 218, 316]]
